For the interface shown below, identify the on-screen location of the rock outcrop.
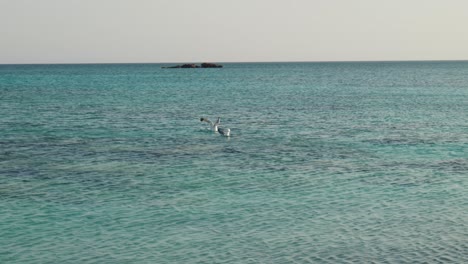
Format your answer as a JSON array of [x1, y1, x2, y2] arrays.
[[201, 63, 223, 68], [162, 63, 223, 69]]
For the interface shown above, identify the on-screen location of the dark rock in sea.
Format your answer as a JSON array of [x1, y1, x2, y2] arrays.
[[181, 64, 199, 68], [162, 63, 222, 69], [201, 63, 223, 68], [162, 64, 199, 69]]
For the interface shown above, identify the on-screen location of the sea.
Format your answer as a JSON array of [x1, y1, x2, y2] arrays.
[[1, 61, 468, 263]]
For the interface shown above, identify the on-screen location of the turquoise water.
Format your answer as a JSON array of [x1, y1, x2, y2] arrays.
[[1, 62, 468, 263]]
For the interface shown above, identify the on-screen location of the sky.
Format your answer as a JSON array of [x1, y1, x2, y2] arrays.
[[1, 0, 468, 64]]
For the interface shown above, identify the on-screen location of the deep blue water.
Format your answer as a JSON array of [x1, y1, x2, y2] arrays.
[[1, 61, 468, 263]]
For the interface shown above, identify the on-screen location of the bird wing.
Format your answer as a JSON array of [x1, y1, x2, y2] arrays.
[[200, 117, 213, 126]]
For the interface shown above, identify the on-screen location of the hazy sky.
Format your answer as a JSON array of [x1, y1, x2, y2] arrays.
[[1, 0, 468, 64]]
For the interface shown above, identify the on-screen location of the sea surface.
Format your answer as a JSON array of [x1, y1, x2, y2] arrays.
[[1, 61, 468, 263]]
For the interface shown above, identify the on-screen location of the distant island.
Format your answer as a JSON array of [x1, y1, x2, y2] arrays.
[[162, 63, 223, 69]]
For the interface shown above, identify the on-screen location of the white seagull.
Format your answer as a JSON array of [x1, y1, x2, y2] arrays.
[[200, 117, 231, 137]]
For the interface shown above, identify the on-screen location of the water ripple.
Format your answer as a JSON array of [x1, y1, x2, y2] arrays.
[[2, 62, 468, 263]]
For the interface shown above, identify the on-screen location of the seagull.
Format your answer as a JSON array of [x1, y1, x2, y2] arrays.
[[200, 117, 231, 137], [200, 117, 218, 132], [215, 117, 231, 137]]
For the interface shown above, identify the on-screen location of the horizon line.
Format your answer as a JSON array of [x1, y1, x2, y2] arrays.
[[1, 59, 468, 66]]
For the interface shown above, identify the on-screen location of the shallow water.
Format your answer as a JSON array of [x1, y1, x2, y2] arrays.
[[1, 62, 468, 263]]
